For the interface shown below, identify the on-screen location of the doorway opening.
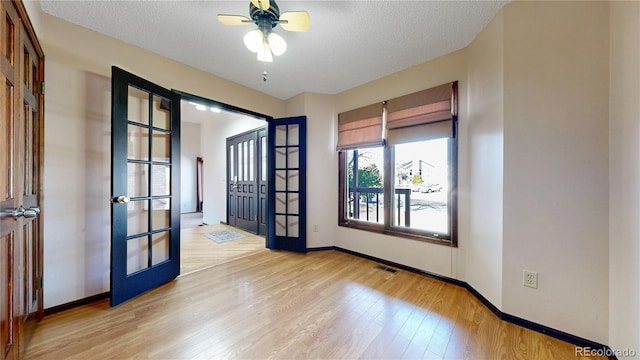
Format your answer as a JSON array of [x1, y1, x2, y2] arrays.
[[177, 92, 269, 274]]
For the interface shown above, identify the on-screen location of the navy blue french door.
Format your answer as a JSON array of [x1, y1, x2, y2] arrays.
[[267, 116, 307, 253], [110, 66, 181, 306]]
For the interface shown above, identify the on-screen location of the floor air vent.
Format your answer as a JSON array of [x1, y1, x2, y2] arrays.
[[374, 264, 398, 274]]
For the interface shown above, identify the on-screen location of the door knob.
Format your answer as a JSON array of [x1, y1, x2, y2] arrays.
[[23, 209, 37, 218], [112, 195, 130, 204], [5, 206, 25, 219]]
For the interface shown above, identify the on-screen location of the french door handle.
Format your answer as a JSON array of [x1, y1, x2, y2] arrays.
[[111, 195, 130, 204]]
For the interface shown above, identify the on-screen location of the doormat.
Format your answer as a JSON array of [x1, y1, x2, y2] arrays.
[[202, 230, 246, 244]]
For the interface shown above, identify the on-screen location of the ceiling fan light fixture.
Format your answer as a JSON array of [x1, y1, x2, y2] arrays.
[[257, 41, 273, 62], [218, 0, 308, 64], [267, 32, 286, 56], [243, 29, 263, 53]]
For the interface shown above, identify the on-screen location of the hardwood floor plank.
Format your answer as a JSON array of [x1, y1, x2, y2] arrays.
[[26, 250, 606, 360]]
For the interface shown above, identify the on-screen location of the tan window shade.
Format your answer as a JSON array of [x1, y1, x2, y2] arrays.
[[387, 82, 456, 129], [337, 103, 384, 150], [387, 120, 452, 145]]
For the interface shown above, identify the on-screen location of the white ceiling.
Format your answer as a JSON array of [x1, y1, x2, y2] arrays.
[[39, 0, 507, 100]]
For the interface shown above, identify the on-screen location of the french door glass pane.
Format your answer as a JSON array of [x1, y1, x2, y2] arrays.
[[275, 125, 286, 146], [127, 86, 149, 125], [275, 148, 285, 168], [152, 199, 170, 230], [276, 193, 286, 213], [152, 95, 170, 130], [287, 124, 299, 146], [151, 132, 170, 162], [127, 236, 149, 275], [127, 125, 149, 160], [288, 216, 299, 237], [276, 215, 286, 236], [288, 194, 299, 214], [151, 232, 170, 265], [151, 165, 170, 196], [127, 200, 148, 236], [127, 163, 148, 197], [275, 170, 286, 191], [288, 148, 299, 168], [287, 170, 299, 191]]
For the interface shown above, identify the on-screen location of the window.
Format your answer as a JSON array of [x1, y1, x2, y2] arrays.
[[344, 147, 384, 224], [338, 82, 458, 246]]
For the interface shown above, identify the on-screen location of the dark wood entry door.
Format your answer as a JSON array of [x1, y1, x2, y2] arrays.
[[110, 67, 181, 306], [0, 1, 44, 358], [227, 129, 264, 235], [257, 128, 267, 236]]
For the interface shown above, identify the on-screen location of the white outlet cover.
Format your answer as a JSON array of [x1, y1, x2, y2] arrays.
[[523, 270, 538, 289]]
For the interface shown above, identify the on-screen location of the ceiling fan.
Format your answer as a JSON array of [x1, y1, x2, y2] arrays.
[[217, 0, 310, 62]]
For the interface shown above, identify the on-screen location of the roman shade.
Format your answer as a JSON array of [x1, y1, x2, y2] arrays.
[[386, 81, 457, 145], [336, 102, 384, 150]]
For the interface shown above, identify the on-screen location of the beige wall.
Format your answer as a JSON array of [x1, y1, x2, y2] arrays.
[[466, 10, 504, 309], [43, 57, 112, 306], [609, 1, 640, 356], [502, 1, 609, 343], [181, 121, 201, 213]]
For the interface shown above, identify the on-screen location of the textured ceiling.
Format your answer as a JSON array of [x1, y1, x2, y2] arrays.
[[39, 0, 507, 100]]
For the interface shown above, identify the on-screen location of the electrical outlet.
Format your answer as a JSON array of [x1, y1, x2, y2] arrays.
[[313, 224, 319, 232], [523, 270, 538, 289]]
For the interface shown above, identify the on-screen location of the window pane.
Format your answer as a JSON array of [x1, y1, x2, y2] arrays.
[[243, 141, 248, 181], [230, 144, 235, 179], [393, 138, 449, 235], [261, 137, 267, 182], [345, 147, 384, 224], [249, 139, 254, 181]]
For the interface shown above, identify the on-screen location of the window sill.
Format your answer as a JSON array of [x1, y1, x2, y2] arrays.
[[338, 221, 457, 248]]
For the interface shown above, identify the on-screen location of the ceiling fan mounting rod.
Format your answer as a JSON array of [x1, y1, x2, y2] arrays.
[[250, 0, 280, 31]]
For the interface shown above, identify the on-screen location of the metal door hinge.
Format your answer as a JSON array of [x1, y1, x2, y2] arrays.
[[39, 82, 45, 95], [37, 276, 43, 290]]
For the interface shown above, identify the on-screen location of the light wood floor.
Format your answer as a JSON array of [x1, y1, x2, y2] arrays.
[[26, 250, 602, 359], [180, 222, 266, 275]]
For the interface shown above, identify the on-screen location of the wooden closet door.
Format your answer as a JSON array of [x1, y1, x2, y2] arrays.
[[0, 1, 44, 358]]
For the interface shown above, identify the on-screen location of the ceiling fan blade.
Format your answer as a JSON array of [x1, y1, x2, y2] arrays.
[[251, 0, 270, 11], [279, 11, 310, 32], [217, 14, 252, 26]]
